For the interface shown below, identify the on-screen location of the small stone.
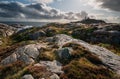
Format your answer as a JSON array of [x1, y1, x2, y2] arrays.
[[50, 74, 60, 79], [22, 74, 34, 79]]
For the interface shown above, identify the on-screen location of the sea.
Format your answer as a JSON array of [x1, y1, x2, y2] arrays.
[[0, 21, 49, 27]]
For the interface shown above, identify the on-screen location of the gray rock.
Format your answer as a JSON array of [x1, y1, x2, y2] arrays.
[[57, 47, 72, 59], [46, 34, 74, 48], [47, 34, 120, 75], [29, 31, 46, 40], [39, 60, 63, 74], [0, 53, 17, 65], [22, 74, 34, 79], [50, 74, 60, 79], [0, 44, 46, 65]]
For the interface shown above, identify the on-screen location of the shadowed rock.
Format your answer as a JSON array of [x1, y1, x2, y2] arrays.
[[29, 31, 46, 40], [56, 47, 72, 59]]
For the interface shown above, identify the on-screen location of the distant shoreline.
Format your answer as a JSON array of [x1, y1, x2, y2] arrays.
[[0, 21, 49, 27]]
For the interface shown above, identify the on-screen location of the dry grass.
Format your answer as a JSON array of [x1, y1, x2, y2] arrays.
[[0, 61, 27, 79], [60, 42, 118, 79], [37, 47, 57, 61], [60, 60, 115, 79], [27, 66, 52, 79]]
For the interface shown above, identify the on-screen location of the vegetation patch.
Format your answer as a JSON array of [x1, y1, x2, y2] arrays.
[[97, 43, 120, 56], [27, 66, 52, 79], [60, 60, 116, 79], [37, 47, 57, 61], [0, 61, 27, 79]]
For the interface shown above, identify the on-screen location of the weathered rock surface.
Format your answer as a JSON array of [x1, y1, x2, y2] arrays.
[[38, 60, 63, 74], [46, 34, 120, 74], [46, 34, 74, 48], [0, 44, 47, 65], [0, 23, 15, 37], [22, 74, 34, 79]]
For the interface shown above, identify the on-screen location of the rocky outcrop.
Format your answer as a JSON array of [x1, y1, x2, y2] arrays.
[[0, 44, 47, 65], [46, 34, 74, 48], [0, 23, 16, 45], [37, 60, 63, 74], [46, 34, 120, 74], [80, 18, 106, 24], [22, 74, 34, 79], [1, 32, 120, 76], [0, 23, 15, 37], [71, 24, 120, 45], [92, 30, 120, 44]]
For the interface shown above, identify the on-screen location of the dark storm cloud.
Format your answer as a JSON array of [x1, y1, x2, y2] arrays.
[[0, 1, 64, 19], [0, 1, 88, 21], [96, 0, 120, 11]]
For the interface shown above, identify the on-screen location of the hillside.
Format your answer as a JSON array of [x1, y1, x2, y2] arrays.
[[0, 21, 120, 79]]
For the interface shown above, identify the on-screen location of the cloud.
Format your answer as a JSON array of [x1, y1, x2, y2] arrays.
[[86, 0, 120, 12], [29, 0, 63, 4], [106, 16, 120, 23], [0, 1, 88, 22], [29, 0, 54, 4]]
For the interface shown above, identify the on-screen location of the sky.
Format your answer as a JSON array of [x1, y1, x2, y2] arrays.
[[0, 0, 120, 23]]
